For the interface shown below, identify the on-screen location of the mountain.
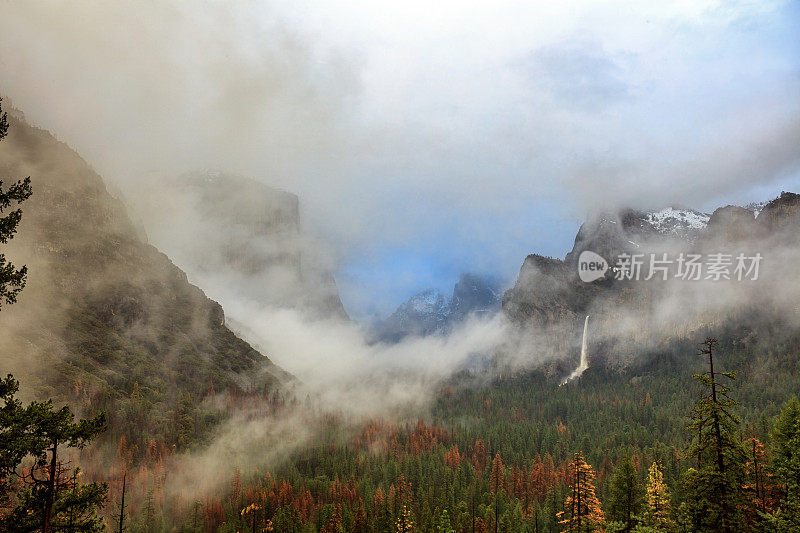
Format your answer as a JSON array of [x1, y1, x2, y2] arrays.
[[564, 206, 710, 266], [372, 273, 502, 343], [126, 171, 349, 321], [503, 195, 800, 377], [0, 106, 289, 453]]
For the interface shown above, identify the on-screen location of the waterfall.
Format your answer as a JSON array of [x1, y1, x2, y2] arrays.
[[562, 315, 590, 385]]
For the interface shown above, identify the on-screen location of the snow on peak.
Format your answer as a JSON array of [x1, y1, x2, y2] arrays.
[[408, 289, 448, 314], [743, 201, 767, 218], [645, 207, 710, 234]]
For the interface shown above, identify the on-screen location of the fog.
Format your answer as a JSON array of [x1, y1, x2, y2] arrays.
[[2, 0, 800, 502], [1, 0, 799, 318]]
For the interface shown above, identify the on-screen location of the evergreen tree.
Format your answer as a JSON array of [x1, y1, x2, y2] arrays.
[[685, 338, 745, 532], [0, 98, 32, 309], [557, 452, 604, 533], [489, 453, 504, 533], [606, 456, 644, 532], [766, 396, 800, 529], [435, 508, 454, 533], [0, 374, 107, 533]]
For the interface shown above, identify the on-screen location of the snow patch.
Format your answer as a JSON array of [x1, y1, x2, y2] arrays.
[[646, 207, 710, 232]]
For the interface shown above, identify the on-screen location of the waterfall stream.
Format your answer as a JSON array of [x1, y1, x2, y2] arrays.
[[561, 315, 589, 385]]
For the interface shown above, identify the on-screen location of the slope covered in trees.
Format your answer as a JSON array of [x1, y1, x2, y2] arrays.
[[0, 105, 290, 460]]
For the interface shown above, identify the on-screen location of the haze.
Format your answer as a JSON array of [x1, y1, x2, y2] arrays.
[[0, 0, 798, 320]]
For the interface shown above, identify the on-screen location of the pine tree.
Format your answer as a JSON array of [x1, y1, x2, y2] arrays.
[[606, 456, 644, 532], [0, 98, 32, 309], [0, 374, 107, 533], [766, 396, 800, 528], [644, 462, 671, 530], [743, 437, 770, 528], [351, 498, 367, 533], [685, 338, 746, 532], [489, 453, 504, 533], [435, 508, 454, 533], [557, 452, 604, 532]]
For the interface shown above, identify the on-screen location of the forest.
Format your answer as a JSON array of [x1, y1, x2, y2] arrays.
[[1, 330, 799, 532]]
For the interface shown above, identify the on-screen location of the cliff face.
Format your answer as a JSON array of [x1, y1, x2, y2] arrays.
[[502, 195, 800, 372], [0, 112, 288, 406], [129, 172, 349, 321], [756, 191, 800, 236]]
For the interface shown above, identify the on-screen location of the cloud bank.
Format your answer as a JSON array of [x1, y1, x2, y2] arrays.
[[1, 0, 798, 318]]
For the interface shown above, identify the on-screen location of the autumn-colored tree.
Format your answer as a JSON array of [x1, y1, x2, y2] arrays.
[[240, 502, 262, 533], [557, 452, 604, 533], [472, 440, 488, 473], [444, 445, 461, 471], [743, 437, 769, 527], [644, 462, 671, 530], [351, 498, 367, 533], [489, 454, 505, 495], [395, 505, 415, 532]]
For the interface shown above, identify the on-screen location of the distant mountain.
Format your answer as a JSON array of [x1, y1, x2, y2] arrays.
[[564, 206, 710, 266], [0, 106, 289, 453], [503, 194, 800, 378], [127, 171, 349, 321], [372, 274, 502, 343]]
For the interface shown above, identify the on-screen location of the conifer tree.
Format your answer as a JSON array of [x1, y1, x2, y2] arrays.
[[0, 97, 32, 309], [766, 396, 800, 528], [435, 508, 454, 533], [685, 338, 745, 532], [644, 462, 671, 530], [0, 374, 107, 532], [489, 453, 504, 533], [351, 498, 367, 533], [606, 455, 644, 532], [743, 437, 770, 528], [557, 452, 604, 532]]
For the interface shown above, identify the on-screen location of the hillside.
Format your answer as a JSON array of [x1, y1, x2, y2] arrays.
[[0, 108, 290, 454], [126, 171, 350, 321]]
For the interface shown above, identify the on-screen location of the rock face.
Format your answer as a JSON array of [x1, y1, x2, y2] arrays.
[[756, 191, 800, 235], [372, 274, 502, 342], [565, 207, 710, 267], [0, 110, 288, 405], [502, 255, 602, 326], [702, 205, 758, 243], [502, 194, 800, 373], [128, 171, 349, 321]]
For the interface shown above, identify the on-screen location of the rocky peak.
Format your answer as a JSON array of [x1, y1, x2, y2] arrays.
[[565, 206, 709, 266], [756, 191, 800, 233], [451, 273, 501, 319], [371, 274, 502, 343]]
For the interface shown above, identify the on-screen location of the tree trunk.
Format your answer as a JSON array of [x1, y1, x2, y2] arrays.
[[118, 471, 127, 533], [43, 442, 58, 533]]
